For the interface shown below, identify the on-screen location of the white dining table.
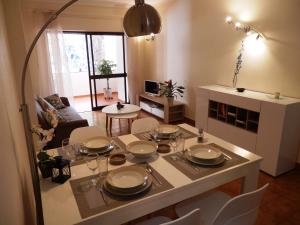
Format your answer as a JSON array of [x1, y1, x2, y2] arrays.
[[40, 123, 262, 225]]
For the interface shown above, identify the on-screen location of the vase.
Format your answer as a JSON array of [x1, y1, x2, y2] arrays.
[[166, 96, 174, 105]]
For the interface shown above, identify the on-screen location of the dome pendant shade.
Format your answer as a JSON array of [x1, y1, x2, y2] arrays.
[[123, 0, 162, 37]]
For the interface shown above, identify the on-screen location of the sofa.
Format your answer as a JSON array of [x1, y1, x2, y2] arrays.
[[36, 97, 89, 149]]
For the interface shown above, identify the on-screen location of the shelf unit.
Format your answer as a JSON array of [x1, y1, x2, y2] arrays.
[[196, 85, 300, 176], [139, 93, 185, 123], [208, 100, 260, 133]]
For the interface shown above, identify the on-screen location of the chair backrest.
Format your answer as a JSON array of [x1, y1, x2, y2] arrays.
[[131, 117, 159, 134], [212, 184, 269, 225], [69, 126, 106, 144], [162, 209, 202, 225]]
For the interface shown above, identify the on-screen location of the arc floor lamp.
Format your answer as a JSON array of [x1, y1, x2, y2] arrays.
[[20, 0, 161, 224]]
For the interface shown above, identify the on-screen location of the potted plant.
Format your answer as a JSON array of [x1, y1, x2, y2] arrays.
[[97, 59, 117, 100], [160, 80, 185, 105], [32, 126, 55, 178]]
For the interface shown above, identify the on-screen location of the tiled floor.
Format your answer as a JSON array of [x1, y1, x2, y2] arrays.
[[73, 93, 121, 112], [78, 108, 300, 225]]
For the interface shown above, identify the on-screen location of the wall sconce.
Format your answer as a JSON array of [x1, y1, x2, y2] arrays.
[[145, 33, 155, 41], [225, 16, 264, 40]]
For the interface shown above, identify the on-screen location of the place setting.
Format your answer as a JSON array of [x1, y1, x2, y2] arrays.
[[134, 124, 198, 143], [57, 136, 124, 166], [125, 140, 159, 163], [163, 143, 249, 180], [70, 162, 173, 219]]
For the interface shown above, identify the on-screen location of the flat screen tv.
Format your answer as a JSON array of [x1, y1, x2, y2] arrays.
[[145, 80, 160, 96]]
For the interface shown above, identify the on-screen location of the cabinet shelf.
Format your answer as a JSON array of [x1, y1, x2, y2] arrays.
[[139, 93, 185, 123], [208, 100, 260, 133]]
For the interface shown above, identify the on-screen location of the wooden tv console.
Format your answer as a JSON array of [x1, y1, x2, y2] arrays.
[[138, 93, 185, 123]]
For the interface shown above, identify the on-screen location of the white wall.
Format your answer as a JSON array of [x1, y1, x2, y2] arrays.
[[142, 0, 300, 162], [0, 0, 35, 224]]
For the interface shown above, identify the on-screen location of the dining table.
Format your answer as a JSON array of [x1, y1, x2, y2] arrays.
[[40, 123, 262, 225]]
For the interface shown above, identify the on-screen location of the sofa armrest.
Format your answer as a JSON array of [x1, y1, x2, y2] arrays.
[[60, 97, 70, 107], [44, 119, 89, 149]]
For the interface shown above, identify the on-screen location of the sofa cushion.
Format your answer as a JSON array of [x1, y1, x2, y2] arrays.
[[37, 96, 55, 111], [42, 109, 66, 128], [58, 107, 84, 122], [45, 94, 66, 109]]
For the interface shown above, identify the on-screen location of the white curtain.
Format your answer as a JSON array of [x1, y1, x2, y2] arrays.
[[46, 24, 74, 103]]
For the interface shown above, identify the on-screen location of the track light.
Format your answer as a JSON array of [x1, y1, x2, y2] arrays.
[[225, 15, 264, 39]]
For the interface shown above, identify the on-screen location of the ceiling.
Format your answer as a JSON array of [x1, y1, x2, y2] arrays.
[[23, 0, 167, 7]]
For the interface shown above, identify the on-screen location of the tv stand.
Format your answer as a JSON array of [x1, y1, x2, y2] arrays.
[[138, 93, 185, 123]]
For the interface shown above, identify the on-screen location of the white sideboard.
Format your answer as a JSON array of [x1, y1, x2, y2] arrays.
[[196, 85, 300, 176]]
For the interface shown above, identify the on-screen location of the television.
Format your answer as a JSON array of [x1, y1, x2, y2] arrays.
[[145, 80, 160, 96]]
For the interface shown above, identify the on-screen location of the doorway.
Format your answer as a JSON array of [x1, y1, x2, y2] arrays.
[[63, 31, 128, 112]]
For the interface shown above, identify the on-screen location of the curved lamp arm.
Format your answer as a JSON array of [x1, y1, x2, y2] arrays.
[[20, 1, 79, 225]]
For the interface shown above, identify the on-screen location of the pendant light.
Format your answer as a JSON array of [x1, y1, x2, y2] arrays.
[[123, 0, 162, 37]]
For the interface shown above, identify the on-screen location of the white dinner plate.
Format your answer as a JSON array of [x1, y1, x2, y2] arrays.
[[106, 166, 149, 190], [104, 176, 152, 197], [126, 141, 158, 158], [189, 144, 223, 161], [156, 125, 179, 136], [184, 150, 225, 166], [83, 136, 111, 151]]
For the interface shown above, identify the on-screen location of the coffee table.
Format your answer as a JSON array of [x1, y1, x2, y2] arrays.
[[102, 104, 141, 135]]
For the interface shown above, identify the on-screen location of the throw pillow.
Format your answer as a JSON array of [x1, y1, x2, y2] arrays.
[[45, 94, 66, 109], [42, 109, 66, 128], [37, 96, 55, 111]]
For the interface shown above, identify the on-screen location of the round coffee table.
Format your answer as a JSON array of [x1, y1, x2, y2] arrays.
[[102, 104, 141, 135]]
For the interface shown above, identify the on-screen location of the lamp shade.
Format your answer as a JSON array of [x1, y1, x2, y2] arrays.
[[123, 0, 162, 37]]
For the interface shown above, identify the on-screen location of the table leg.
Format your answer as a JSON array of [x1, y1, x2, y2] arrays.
[[106, 115, 108, 131], [110, 117, 113, 136], [241, 163, 260, 193]]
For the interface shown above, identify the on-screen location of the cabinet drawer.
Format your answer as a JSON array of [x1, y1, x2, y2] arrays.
[[140, 101, 152, 113], [207, 118, 257, 152], [210, 91, 260, 112], [152, 107, 164, 119]]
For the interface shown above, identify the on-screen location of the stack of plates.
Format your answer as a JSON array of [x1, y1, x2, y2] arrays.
[[126, 141, 158, 158], [155, 125, 179, 139], [103, 166, 152, 197], [81, 136, 113, 154], [185, 144, 225, 166]]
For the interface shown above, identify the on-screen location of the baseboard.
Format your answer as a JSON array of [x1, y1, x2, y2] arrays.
[[74, 92, 118, 98]]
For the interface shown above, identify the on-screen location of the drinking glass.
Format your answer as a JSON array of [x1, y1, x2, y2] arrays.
[[62, 138, 74, 161], [97, 156, 108, 178], [176, 135, 185, 152], [150, 127, 158, 141], [86, 153, 99, 186], [169, 134, 178, 152]]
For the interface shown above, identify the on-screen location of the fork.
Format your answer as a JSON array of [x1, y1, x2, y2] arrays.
[[146, 163, 163, 185], [98, 185, 108, 206]]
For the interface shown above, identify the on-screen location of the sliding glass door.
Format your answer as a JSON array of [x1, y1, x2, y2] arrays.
[[64, 31, 128, 111]]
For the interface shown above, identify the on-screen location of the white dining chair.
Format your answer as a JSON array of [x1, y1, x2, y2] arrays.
[[175, 184, 269, 225], [131, 117, 160, 134], [69, 126, 106, 144], [135, 208, 202, 225]]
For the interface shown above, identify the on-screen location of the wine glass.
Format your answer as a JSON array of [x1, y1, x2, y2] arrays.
[[62, 138, 74, 161], [169, 134, 178, 152], [86, 153, 99, 186], [97, 156, 108, 178]]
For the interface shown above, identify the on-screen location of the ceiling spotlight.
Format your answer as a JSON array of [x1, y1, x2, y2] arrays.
[[225, 16, 232, 24], [225, 15, 265, 40], [235, 22, 241, 29]]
